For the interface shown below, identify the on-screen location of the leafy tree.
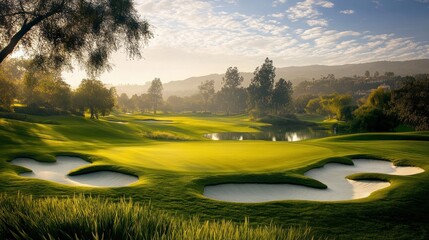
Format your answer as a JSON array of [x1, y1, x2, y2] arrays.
[[294, 94, 317, 113], [366, 87, 391, 110], [0, 58, 29, 82], [271, 78, 293, 115], [21, 68, 71, 110], [0, 0, 152, 74], [384, 72, 395, 78], [392, 78, 429, 130], [325, 94, 354, 120], [248, 58, 276, 116], [129, 94, 139, 113], [136, 93, 151, 113], [37, 76, 72, 110], [305, 98, 324, 114], [198, 80, 215, 112], [351, 88, 397, 132], [222, 67, 243, 90], [351, 106, 395, 132], [74, 79, 115, 119], [100, 88, 116, 116], [0, 72, 16, 111], [148, 78, 163, 114], [364, 70, 370, 78], [219, 67, 244, 115], [305, 94, 354, 120], [117, 93, 131, 113], [166, 95, 185, 113], [374, 71, 380, 78]]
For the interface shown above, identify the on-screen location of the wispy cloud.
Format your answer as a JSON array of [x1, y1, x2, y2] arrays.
[[307, 19, 328, 26], [340, 9, 355, 15], [287, 0, 334, 21], [272, 0, 287, 7], [372, 0, 381, 8], [137, 0, 429, 67], [286, 0, 334, 28], [271, 12, 285, 19]]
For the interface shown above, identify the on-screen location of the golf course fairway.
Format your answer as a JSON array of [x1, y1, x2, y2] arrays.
[[1, 113, 429, 239]]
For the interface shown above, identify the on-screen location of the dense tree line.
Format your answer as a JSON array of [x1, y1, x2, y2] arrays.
[[1, 57, 428, 131], [0, 58, 116, 118], [300, 75, 429, 131], [114, 58, 293, 118], [294, 71, 406, 99]]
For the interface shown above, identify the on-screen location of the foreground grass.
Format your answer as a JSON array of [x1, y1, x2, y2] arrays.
[[0, 194, 317, 240], [1, 113, 429, 239]]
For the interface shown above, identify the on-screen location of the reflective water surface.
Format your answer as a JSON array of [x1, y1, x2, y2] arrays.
[[204, 127, 334, 142]]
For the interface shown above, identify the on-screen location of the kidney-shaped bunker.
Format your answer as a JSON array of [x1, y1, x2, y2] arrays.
[[10, 156, 138, 188], [203, 159, 424, 203]]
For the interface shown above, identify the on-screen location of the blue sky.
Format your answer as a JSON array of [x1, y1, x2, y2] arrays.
[[63, 0, 429, 86]]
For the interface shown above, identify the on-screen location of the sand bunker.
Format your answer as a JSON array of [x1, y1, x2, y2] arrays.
[[203, 159, 424, 202], [10, 156, 138, 187]]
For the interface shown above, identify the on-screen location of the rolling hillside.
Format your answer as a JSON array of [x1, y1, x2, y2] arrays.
[[115, 59, 429, 98]]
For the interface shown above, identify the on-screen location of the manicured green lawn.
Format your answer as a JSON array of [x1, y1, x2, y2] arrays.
[[1, 113, 428, 239]]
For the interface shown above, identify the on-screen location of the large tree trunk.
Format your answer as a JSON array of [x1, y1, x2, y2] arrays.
[[90, 107, 95, 119]]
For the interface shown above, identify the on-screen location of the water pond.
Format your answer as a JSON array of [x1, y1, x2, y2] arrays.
[[204, 126, 334, 142]]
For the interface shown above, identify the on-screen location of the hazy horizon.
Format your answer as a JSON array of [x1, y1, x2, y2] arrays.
[[61, 0, 429, 87]]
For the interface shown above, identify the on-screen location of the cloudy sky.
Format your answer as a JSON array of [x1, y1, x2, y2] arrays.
[[63, 0, 429, 86]]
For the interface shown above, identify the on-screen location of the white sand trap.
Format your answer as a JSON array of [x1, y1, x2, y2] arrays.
[[10, 156, 138, 187], [203, 159, 424, 203]]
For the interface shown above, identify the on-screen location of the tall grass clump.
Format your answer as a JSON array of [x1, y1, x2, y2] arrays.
[[0, 194, 320, 240]]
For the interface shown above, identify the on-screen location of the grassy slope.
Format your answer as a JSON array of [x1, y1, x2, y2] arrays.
[[1, 113, 429, 239], [0, 194, 316, 240]]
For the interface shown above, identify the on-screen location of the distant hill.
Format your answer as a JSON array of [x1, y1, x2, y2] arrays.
[[114, 59, 429, 98]]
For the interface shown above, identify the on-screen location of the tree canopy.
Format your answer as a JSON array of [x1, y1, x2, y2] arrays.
[[248, 57, 276, 116], [0, 0, 152, 74], [219, 67, 244, 115], [392, 78, 429, 130], [74, 79, 115, 119], [198, 80, 215, 112], [148, 78, 163, 114], [272, 78, 293, 115], [22, 67, 71, 110], [0, 72, 16, 111], [222, 67, 243, 90]]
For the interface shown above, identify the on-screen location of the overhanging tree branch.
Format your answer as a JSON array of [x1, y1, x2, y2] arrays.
[[0, 0, 152, 74], [0, 10, 59, 64]]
